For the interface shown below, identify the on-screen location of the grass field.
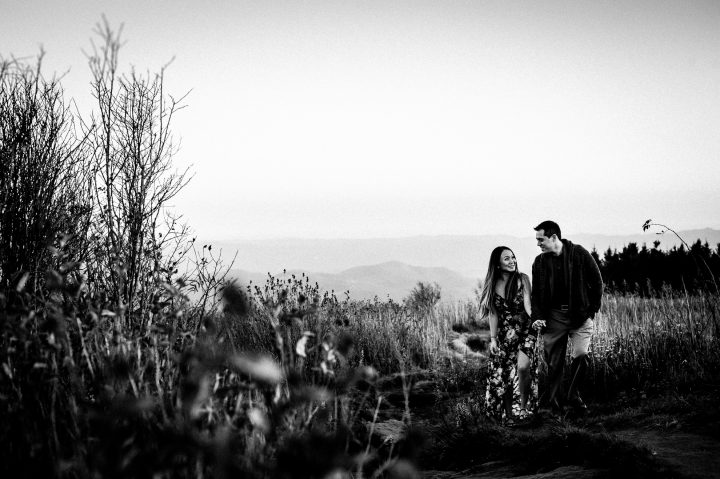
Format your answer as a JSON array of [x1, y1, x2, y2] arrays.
[[1, 270, 719, 478]]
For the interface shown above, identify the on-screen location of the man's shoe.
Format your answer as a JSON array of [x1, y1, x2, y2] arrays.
[[567, 396, 588, 414], [538, 403, 563, 419]]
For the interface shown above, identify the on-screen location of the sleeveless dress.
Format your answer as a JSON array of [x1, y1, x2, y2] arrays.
[[484, 283, 539, 422]]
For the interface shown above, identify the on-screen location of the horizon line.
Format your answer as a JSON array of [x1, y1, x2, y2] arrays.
[[205, 226, 720, 243]]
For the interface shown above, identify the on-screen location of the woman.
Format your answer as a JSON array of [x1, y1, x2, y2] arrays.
[[478, 246, 538, 424]]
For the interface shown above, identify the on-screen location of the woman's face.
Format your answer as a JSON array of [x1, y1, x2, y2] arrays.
[[498, 249, 517, 273]]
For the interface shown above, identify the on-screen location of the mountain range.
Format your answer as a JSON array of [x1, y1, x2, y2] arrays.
[[230, 262, 476, 302], [219, 228, 720, 301]]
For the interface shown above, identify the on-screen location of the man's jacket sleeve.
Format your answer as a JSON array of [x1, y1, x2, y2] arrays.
[[583, 247, 603, 315], [531, 257, 544, 322]]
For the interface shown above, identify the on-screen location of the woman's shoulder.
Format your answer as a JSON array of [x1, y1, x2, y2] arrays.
[[517, 273, 530, 292]]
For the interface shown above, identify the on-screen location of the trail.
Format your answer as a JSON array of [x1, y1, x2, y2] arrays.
[[417, 412, 720, 478], [372, 366, 720, 478], [613, 429, 720, 479], [421, 429, 720, 478], [369, 329, 720, 478]]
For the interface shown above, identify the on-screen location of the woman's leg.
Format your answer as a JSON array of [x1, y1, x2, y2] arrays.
[[517, 350, 531, 409]]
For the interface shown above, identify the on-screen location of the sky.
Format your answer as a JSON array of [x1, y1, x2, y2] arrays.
[[3, 0, 720, 240]]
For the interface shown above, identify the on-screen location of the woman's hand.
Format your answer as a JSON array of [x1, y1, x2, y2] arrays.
[[489, 337, 499, 355]]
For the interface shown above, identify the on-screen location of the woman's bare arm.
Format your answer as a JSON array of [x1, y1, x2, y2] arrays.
[[522, 274, 532, 317], [488, 308, 499, 353]]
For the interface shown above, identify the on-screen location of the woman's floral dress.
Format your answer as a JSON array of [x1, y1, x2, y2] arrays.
[[484, 284, 538, 422]]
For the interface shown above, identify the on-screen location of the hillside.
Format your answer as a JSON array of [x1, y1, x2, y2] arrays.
[[215, 229, 720, 281], [230, 261, 477, 301]]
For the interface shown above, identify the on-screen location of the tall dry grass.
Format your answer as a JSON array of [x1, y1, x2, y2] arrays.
[[588, 291, 720, 399], [431, 291, 720, 400], [3, 262, 719, 477], [226, 276, 720, 399]]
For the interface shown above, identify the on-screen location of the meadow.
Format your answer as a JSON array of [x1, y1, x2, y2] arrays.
[[2, 265, 719, 478]]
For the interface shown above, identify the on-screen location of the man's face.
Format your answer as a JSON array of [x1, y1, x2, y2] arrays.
[[536, 230, 554, 253]]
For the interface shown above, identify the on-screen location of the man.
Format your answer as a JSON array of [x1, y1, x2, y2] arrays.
[[531, 220, 603, 414]]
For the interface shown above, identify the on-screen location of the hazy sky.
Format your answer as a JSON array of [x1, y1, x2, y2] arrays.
[[3, 0, 719, 240]]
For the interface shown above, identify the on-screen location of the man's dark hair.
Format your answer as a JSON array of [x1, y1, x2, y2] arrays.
[[534, 220, 562, 240]]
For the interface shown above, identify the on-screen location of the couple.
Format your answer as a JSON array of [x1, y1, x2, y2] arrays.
[[479, 220, 603, 424]]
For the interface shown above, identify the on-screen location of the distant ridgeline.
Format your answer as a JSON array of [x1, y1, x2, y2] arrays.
[[591, 239, 720, 296]]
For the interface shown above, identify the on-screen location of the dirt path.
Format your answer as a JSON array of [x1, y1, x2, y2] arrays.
[[422, 465, 607, 478], [372, 372, 720, 478], [613, 429, 720, 479], [420, 425, 720, 478], [373, 351, 720, 478], [416, 413, 720, 478]]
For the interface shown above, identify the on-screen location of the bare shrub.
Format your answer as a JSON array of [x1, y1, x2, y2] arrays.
[[0, 53, 92, 292], [82, 19, 193, 325]]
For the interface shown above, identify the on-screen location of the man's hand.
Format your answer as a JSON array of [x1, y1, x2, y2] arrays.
[[489, 337, 499, 355], [532, 320, 546, 331]]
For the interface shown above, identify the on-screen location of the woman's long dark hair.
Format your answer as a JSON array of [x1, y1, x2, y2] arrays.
[[478, 246, 521, 318]]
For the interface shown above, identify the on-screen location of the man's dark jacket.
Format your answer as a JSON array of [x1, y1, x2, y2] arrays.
[[531, 239, 603, 327]]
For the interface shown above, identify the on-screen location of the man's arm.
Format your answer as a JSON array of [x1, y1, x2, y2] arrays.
[[531, 257, 544, 323], [582, 246, 603, 315]]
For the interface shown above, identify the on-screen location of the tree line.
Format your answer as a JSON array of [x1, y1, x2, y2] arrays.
[[591, 239, 720, 296]]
